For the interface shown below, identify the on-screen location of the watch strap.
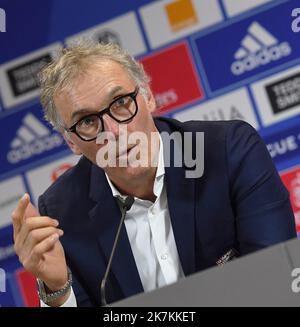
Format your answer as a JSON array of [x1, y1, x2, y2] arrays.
[[37, 267, 72, 304]]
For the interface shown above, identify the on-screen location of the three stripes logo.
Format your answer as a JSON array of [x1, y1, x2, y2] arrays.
[[7, 113, 63, 164], [10, 114, 50, 148], [231, 22, 292, 76]]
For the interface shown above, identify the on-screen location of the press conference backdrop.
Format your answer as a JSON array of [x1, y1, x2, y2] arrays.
[[0, 0, 300, 307]]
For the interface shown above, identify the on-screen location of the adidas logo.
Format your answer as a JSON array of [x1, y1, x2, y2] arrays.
[[10, 113, 50, 148], [231, 22, 292, 76], [7, 113, 63, 164]]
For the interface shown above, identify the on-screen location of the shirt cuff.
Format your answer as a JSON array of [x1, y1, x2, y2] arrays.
[[40, 286, 77, 307]]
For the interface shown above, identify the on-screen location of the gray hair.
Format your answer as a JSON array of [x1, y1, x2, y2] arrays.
[[39, 41, 151, 130]]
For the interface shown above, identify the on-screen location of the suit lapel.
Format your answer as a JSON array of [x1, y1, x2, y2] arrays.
[[88, 165, 143, 301], [155, 119, 196, 276], [164, 165, 196, 276]]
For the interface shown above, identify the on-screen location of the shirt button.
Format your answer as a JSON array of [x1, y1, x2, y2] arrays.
[[161, 253, 168, 260]]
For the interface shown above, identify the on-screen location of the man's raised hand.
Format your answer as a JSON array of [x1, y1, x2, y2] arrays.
[[12, 194, 69, 305]]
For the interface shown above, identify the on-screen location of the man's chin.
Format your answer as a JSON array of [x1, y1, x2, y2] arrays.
[[106, 164, 152, 180]]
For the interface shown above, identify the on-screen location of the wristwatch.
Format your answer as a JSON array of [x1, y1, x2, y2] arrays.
[[37, 267, 72, 304]]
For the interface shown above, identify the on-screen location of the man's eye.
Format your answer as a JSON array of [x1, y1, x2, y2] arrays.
[[115, 97, 127, 106], [79, 116, 96, 127]]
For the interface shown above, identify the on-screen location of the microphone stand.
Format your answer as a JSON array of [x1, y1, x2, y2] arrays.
[[100, 196, 134, 306]]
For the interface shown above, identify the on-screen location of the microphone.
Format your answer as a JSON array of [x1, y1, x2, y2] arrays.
[[100, 195, 134, 306]]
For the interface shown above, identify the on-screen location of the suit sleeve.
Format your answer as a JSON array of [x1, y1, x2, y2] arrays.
[[38, 195, 94, 307], [226, 121, 297, 255]]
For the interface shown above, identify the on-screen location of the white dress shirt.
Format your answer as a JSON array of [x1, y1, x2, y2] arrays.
[[41, 136, 184, 307]]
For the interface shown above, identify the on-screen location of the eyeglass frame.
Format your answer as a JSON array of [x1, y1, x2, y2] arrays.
[[64, 86, 139, 142]]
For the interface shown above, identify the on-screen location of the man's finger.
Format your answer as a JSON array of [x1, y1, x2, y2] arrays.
[[22, 227, 63, 258], [30, 233, 60, 265], [24, 201, 40, 219], [15, 217, 59, 252], [21, 217, 59, 232], [12, 193, 30, 238]]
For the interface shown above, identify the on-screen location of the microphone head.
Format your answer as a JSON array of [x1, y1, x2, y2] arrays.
[[116, 195, 134, 212], [124, 196, 134, 211]]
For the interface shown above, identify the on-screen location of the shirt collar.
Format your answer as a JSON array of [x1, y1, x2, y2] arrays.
[[105, 134, 165, 199]]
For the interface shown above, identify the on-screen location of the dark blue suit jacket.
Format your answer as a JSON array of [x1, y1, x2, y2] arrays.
[[38, 117, 296, 306]]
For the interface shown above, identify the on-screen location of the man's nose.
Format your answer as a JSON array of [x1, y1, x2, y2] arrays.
[[102, 114, 119, 136]]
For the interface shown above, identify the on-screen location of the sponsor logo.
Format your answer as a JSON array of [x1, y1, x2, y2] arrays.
[[0, 8, 5, 32], [265, 72, 300, 114], [223, 0, 272, 18], [174, 88, 258, 129], [7, 113, 63, 164], [200, 106, 242, 121], [264, 125, 300, 165], [290, 173, 300, 209], [231, 22, 292, 76], [0, 268, 5, 293], [25, 154, 79, 204], [182, 105, 248, 121], [193, 1, 299, 93], [0, 195, 20, 210], [0, 176, 26, 228], [165, 0, 198, 33], [291, 178, 300, 207], [267, 135, 298, 159], [251, 65, 300, 126], [139, 0, 223, 49], [65, 12, 146, 57], [140, 43, 204, 114], [51, 163, 73, 182], [0, 245, 15, 261], [15, 269, 39, 307], [96, 30, 121, 46], [0, 43, 62, 109], [6, 54, 52, 97], [281, 166, 300, 233], [292, 8, 300, 33], [155, 89, 178, 109]]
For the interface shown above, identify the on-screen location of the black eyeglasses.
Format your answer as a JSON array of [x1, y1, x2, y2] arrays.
[[65, 87, 139, 142]]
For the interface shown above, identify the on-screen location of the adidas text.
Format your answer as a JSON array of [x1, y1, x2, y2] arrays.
[[7, 134, 63, 164], [231, 42, 292, 76]]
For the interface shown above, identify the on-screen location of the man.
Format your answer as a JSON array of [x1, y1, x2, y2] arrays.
[[12, 43, 296, 307]]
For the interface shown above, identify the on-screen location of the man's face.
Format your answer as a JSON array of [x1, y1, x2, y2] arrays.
[[54, 60, 159, 183]]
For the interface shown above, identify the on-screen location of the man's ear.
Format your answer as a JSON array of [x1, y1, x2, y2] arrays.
[[63, 132, 82, 155], [144, 87, 157, 114]]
